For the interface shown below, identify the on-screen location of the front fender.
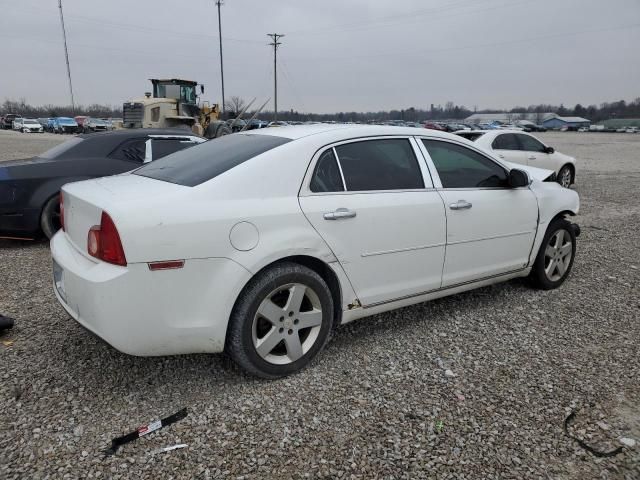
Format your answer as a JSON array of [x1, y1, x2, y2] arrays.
[[527, 180, 580, 266]]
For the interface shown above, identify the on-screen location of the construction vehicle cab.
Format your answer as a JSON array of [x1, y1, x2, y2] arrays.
[[123, 78, 230, 138]]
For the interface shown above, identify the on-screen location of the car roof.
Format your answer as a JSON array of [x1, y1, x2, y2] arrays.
[[76, 128, 203, 140], [247, 123, 459, 141]]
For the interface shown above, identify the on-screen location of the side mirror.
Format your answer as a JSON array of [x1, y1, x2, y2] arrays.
[[544, 146, 554, 154], [509, 168, 529, 188], [200, 85, 205, 94]]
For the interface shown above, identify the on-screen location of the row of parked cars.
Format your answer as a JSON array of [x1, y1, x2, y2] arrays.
[[1, 114, 116, 134]]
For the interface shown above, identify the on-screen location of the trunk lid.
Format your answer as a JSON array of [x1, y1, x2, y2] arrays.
[[62, 173, 188, 257]]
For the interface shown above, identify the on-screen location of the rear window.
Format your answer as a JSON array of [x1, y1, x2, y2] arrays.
[[134, 133, 291, 186], [455, 132, 485, 142]]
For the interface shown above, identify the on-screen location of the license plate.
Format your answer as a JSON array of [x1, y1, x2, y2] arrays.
[[52, 260, 67, 303]]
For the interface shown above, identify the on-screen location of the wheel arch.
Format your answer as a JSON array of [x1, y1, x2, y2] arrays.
[[230, 254, 345, 333]]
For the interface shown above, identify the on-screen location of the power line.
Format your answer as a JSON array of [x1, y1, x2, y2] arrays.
[[285, 22, 640, 63], [267, 33, 284, 121], [216, 0, 226, 116], [9, 3, 264, 45], [57, 0, 75, 113], [278, 56, 307, 114]]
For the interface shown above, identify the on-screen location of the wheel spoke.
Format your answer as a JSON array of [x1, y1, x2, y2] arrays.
[[257, 299, 284, 324], [554, 230, 565, 246], [560, 243, 572, 257], [545, 259, 556, 277], [255, 328, 282, 358], [285, 284, 306, 314], [297, 309, 323, 329], [545, 245, 556, 258], [284, 333, 304, 361], [556, 258, 567, 276]]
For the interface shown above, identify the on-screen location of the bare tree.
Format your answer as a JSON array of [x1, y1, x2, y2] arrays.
[[224, 96, 247, 117]]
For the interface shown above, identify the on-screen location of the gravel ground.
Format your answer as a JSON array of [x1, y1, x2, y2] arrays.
[[0, 130, 638, 479]]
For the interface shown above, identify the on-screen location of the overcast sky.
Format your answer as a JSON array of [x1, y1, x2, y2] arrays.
[[1, 0, 638, 113]]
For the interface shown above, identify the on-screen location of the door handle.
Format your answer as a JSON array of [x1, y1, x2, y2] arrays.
[[323, 208, 357, 220], [528, 155, 536, 160], [498, 154, 505, 159], [449, 200, 472, 210]]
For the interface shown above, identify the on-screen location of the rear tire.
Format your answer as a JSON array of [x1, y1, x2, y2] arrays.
[[40, 195, 61, 239], [529, 218, 576, 290], [225, 262, 335, 379]]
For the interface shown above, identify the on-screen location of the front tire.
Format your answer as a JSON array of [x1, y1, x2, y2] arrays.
[[530, 218, 576, 290], [557, 165, 573, 188], [226, 262, 335, 379], [215, 124, 232, 137], [40, 195, 61, 239]]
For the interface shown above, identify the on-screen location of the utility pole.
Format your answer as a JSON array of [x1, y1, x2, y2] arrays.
[[57, 0, 75, 113], [267, 33, 284, 121], [216, 0, 226, 118]]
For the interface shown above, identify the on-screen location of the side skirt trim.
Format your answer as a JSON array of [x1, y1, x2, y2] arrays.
[[363, 267, 527, 309]]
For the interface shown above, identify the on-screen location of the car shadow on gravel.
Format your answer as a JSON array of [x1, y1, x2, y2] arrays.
[[0, 238, 48, 249], [332, 278, 532, 344], [41, 276, 535, 394]]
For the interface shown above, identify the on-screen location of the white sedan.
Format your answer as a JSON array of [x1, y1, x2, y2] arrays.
[[455, 130, 576, 188], [50, 125, 580, 378], [20, 119, 44, 133]]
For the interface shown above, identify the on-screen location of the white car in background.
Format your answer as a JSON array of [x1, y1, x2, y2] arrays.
[[51, 125, 580, 378], [20, 118, 44, 133], [456, 130, 576, 188], [11, 118, 24, 131]]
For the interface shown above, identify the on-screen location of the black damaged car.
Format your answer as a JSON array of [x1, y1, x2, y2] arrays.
[[0, 129, 204, 240]]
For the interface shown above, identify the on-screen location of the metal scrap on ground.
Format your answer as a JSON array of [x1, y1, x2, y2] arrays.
[[104, 408, 188, 457]]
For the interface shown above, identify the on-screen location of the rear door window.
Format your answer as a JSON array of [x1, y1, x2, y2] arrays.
[[109, 138, 147, 163], [334, 138, 424, 191], [491, 133, 520, 150]]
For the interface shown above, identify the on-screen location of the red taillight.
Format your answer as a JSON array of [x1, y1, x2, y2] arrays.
[[87, 212, 127, 266], [59, 193, 65, 231]]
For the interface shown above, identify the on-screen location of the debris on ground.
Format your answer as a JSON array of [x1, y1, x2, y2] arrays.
[[104, 408, 188, 456], [150, 444, 188, 455], [618, 437, 637, 448], [564, 410, 624, 458]]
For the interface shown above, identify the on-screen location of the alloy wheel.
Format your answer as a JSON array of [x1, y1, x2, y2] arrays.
[[544, 229, 573, 281], [560, 168, 572, 188], [252, 283, 323, 365]]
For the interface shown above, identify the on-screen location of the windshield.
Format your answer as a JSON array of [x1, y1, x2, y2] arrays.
[[58, 118, 76, 124], [134, 133, 291, 187], [38, 137, 84, 159], [92, 119, 107, 125], [24, 120, 39, 125]]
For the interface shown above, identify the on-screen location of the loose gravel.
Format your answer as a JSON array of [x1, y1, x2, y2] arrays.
[[0, 130, 638, 479]]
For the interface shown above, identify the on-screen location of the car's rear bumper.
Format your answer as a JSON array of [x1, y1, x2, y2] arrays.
[[50, 231, 251, 356]]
